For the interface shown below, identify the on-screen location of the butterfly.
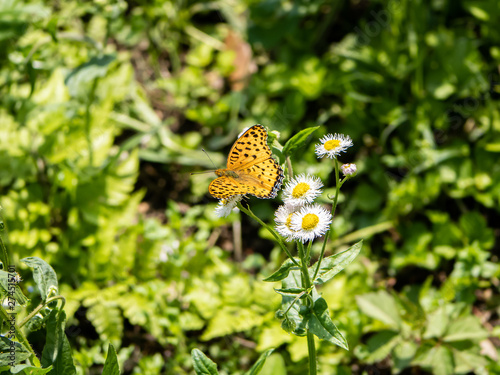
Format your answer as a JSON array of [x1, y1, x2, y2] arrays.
[[209, 125, 284, 199]]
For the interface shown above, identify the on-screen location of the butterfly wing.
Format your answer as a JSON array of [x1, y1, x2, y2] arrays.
[[209, 172, 282, 199], [209, 175, 269, 199], [209, 176, 244, 199], [209, 124, 283, 199], [226, 125, 272, 170], [237, 158, 284, 199]]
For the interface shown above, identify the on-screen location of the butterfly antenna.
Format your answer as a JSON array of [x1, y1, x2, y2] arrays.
[[202, 148, 218, 169], [190, 149, 218, 175]]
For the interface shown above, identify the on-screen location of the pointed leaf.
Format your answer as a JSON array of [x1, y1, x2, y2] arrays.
[[363, 330, 400, 363], [41, 310, 77, 374], [102, 344, 120, 375], [413, 345, 454, 375], [443, 316, 488, 342], [356, 291, 402, 329], [423, 306, 449, 339], [0, 336, 31, 365], [307, 297, 348, 350], [453, 348, 487, 373], [65, 54, 116, 97], [244, 349, 274, 375], [254, 353, 286, 375], [312, 241, 362, 285], [191, 349, 219, 375], [393, 341, 418, 373], [430, 346, 454, 375], [263, 258, 300, 282], [21, 257, 58, 301], [10, 365, 52, 374], [274, 288, 306, 296], [282, 126, 319, 157]]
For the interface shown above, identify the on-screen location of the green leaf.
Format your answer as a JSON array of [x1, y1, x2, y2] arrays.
[[273, 288, 306, 296], [311, 240, 362, 285], [453, 348, 487, 373], [41, 310, 77, 374], [356, 291, 402, 329], [10, 364, 53, 374], [244, 349, 274, 375], [201, 307, 265, 341], [65, 54, 116, 97], [191, 349, 219, 375], [102, 344, 120, 375], [0, 270, 29, 307], [21, 257, 58, 301], [282, 126, 319, 157], [254, 353, 286, 375], [423, 306, 449, 339], [86, 303, 123, 346], [362, 330, 400, 363], [279, 270, 308, 336], [443, 316, 488, 342], [263, 258, 300, 282], [430, 346, 455, 375], [307, 297, 348, 350], [463, 1, 494, 21], [0, 336, 31, 366], [393, 341, 418, 373]]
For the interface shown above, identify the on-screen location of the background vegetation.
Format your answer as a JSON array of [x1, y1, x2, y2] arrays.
[[1, 0, 499, 374]]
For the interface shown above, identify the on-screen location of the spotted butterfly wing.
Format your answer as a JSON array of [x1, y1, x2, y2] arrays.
[[209, 125, 284, 199]]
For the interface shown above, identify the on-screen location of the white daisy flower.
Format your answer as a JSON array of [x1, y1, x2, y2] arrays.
[[274, 204, 299, 242], [315, 133, 353, 159], [282, 174, 323, 207], [290, 204, 332, 243], [214, 195, 243, 218], [341, 163, 357, 177]]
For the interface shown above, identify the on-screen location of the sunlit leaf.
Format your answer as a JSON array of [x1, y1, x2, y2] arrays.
[[356, 291, 402, 329], [263, 258, 300, 282], [192, 349, 219, 375], [21, 257, 58, 302], [306, 297, 348, 350], [244, 349, 274, 375], [311, 240, 362, 285], [282, 127, 319, 157]]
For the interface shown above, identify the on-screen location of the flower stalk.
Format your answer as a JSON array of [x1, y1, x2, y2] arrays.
[[211, 129, 358, 375]]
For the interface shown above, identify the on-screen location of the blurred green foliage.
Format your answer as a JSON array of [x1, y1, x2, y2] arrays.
[[1, 0, 500, 374]]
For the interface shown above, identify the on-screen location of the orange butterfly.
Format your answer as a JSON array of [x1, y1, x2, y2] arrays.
[[209, 125, 284, 199]]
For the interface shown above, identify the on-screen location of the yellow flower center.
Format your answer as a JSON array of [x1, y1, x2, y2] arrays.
[[286, 213, 293, 229], [324, 139, 341, 151], [292, 182, 310, 198], [302, 214, 319, 230]]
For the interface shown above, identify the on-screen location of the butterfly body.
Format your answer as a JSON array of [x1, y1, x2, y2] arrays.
[[209, 125, 284, 199]]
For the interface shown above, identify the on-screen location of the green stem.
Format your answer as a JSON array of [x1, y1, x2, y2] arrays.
[[286, 156, 293, 179], [237, 203, 300, 267], [312, 230, 329, 281], [307, 332, 317, 375], [313, 158, 341, 281], [298, 241, 317, 375], [0, 230, 10, 269], [332, 158, 340, 216], [19, 295, 66, 328], [297, 243, 313, 293]]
